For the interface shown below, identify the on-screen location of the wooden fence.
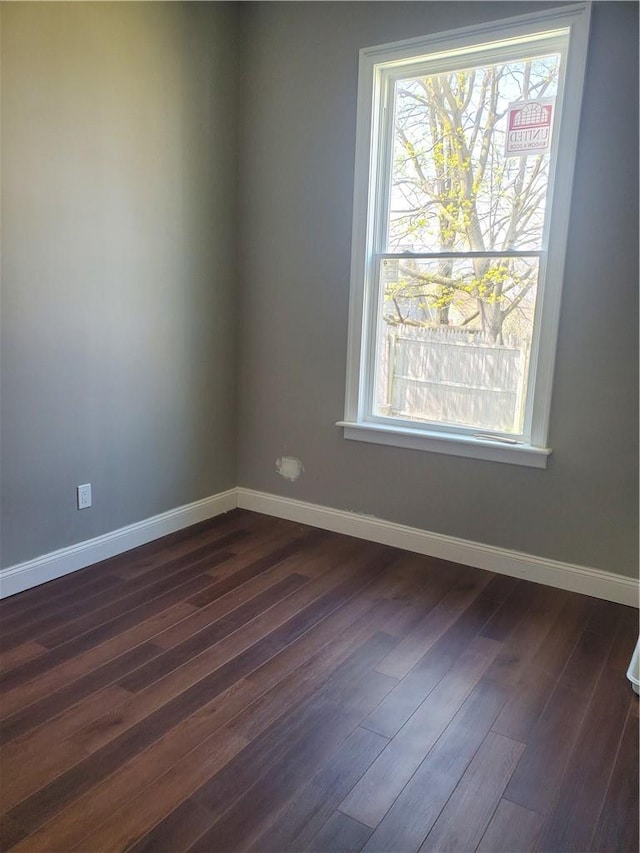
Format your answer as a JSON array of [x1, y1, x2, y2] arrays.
[[376, 326, 529, 432]]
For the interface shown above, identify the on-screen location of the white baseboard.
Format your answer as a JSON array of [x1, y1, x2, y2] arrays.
[[237, 488, 639, 608], [3, 486, 637, 608], [0, 489, 237, 599]]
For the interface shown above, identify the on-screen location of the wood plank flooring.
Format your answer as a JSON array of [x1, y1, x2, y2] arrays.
[[0, 509, 637, 852]]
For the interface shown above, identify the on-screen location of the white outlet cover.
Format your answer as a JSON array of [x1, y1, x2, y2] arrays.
[[77, 483, 92, 509]]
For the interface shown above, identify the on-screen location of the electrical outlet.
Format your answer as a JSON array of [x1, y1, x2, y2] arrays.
[[77, 483, 92, 510]]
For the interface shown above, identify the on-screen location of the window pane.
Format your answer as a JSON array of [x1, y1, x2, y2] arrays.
[[387, 54, 561, 253], [373, 256, 539, 433]]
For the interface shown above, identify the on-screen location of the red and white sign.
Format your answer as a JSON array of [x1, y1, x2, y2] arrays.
[[505, 98, 555, 157]]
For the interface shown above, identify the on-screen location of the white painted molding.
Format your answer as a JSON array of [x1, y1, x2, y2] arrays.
[[237, 488, 639, 608], [0, 489, 237, 599], [3, 485, 637, 608]]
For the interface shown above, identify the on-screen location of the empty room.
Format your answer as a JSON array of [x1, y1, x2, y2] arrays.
[[0, 2, 638, 851]]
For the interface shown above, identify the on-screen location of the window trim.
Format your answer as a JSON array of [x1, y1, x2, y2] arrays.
[[340, 3, 591, 468]]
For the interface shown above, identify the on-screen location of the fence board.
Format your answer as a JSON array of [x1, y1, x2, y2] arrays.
[[376, 327, 528, 432]]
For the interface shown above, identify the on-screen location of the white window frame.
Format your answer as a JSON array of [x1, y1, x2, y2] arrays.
[[338, 3, 591, 468]]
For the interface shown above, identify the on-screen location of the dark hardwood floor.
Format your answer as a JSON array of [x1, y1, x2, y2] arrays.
[[0, 509, 637, 852]]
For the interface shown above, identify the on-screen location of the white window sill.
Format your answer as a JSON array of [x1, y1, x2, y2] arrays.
[[337, 420, 551, 468]]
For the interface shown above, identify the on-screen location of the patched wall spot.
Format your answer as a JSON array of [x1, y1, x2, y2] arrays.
[[276, 456, 304, 482]]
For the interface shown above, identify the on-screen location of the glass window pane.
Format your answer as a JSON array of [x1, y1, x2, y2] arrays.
[[387, 53, 561, 253], [373, 256, 539, 433]]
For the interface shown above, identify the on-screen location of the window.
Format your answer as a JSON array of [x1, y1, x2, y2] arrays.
[[340, 4, 590, 467]]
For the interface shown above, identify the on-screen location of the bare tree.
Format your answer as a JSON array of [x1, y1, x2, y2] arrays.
[[384, 56, 559, 343]]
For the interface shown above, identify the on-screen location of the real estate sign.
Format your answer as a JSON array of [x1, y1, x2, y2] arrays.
[[505, 99, 555, 157]]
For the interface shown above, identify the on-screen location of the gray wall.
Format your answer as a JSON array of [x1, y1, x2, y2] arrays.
[[237, 2, 639, 578], [1, 2, 239, 567], [2, 1, 637, 581]]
